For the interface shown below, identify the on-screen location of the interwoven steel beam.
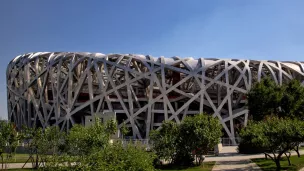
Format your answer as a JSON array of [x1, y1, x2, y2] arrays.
[[7, 52, 304, 143]]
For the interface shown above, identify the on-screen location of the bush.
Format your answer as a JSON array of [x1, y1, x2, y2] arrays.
[[36, 118, 156, 171], [150, 113, 222, 166], [238, 120, 265, 154], [247, 78, 304, 121], [238, 141, 265, 154], [150, 121, 178, 164], [177, 114, 222, 165], [84, 142, 156, 171], [238, 117, 304, 170]]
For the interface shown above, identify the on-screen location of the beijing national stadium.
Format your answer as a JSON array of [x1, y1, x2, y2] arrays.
[[6, 52, 304, 143]]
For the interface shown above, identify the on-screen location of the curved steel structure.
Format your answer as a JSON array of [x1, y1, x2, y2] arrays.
[[7, 52, 304, 142]]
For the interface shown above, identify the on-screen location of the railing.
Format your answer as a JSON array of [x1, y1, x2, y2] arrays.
[[221, 137, 241, 146], [119, 138, 242, 147], [121, 139, 150, 145], [117, 139, 152, 150]]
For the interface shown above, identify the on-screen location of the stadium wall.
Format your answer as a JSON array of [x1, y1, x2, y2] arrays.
[[7, 52, 304, 143]]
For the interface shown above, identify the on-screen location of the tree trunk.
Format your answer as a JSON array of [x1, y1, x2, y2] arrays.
[[294, 146, 300, 158], [35, 153, 39, 169], [284, 152, 291, 166], [286, 157, 291, 166], [275, 159, 281, 171], [296, 150, 301, 158]]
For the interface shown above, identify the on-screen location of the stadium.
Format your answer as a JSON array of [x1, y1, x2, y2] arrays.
[[7, 52, 304, 143]]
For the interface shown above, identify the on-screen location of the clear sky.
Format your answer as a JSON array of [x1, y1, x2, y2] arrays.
[[1, 0, 304, 119]]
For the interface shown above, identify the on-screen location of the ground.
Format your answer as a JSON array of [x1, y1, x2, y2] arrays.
[[1, 153, 34, 163], [159, 162, 215, 171], [2, 147, 304, 170], [252, 155, 304, 171]]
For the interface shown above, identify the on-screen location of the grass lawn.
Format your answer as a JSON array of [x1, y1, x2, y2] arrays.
[[159, 162, 215, 171], [1, 153, 31, 163], [252, 155, 304, 171], [3, 162, 216, 171]]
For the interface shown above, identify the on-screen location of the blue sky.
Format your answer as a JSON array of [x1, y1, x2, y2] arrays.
[[1, 0, 304, 119]]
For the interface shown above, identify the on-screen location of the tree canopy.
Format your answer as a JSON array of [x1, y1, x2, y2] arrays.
[[239, 117, 304, 170], [247, 78, 304, 121], [150, 121, 178, 164], [150, 113, 222, 166]]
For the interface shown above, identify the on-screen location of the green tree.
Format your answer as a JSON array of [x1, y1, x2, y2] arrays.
[[6, 123, 19, 162], [247, 78, 283, 121], [0, 121, 10, 169], [30, 128, 44, 168], [120, 121, 130, 139], [60, 118, 117, 169], [65, 118, 116, 156], [238, 117, 304, 170], [42, 118, 156, 171], [37, 126, 65, 167], [177, 114, 222, 165], [19, 126, 36, 168], [280, 79, 304, 120], [19, 126, 65, 169], [247, 78, 304, 157], [150, 113, 222, 166], [0, 122, 23, 169], [85, 142, 156, 171], [237, 120, 265, 154], [247, 78, 304, 121], [150, 121, 178, 164]]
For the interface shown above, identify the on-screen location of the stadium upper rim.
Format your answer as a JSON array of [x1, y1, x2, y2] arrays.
[[8, 52, 304, 74], [9, 52, 304, 63]]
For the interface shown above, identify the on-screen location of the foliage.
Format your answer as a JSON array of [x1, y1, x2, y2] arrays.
[[253, 155, 304, 171], [158, 161, 215, 171], [237, 120, 266, 154], [238, 117, 304, 170], [150, 113, 222, 166], [40, 118, 156, 171], [247, 78, 304, 121], [247, 78, 283, 121], [280, 79, 304, 120], [177, 114, 222, 165], [1, 118, 157, 170], [247, 78, 304, 157], [83, 142, 156, 171], [0, 121, 20, 169], [120, 121, 130, 138], [17, 126, 66, 169], [0, 121, 9, 169], [65, 117, 116, 157], [150, 121, 178, 164]]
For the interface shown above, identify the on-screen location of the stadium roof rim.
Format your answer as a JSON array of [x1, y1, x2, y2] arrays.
[[10, 52, 304, 70]]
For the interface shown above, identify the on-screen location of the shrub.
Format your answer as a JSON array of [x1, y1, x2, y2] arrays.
[[238, 117, 304, 170], [84, 142, 156, 171], [150, 113, 222, 166], [177, 114, 222, 165], [150, 121, 178, 164]]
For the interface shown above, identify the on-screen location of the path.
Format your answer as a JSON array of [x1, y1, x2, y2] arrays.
[[209, 146, 304, 171], [212, 160, 261, 171], [205, 146, 304, 162], [210, 147, 261, 171], [4, 147, 304, 170], [1, 163, 33, 169]]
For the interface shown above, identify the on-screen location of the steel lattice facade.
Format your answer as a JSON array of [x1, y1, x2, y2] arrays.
[[7, 52, 304, 143]]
